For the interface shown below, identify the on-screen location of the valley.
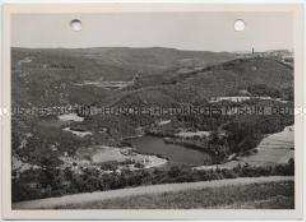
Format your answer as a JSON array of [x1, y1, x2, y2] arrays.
[[11, 47, 294, 207]]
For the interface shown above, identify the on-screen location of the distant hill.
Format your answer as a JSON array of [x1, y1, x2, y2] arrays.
[[12, 47, 236, 81], [11, 47, 293, 108], [117, 57, 294, 106], [11, 47, 236, 107]]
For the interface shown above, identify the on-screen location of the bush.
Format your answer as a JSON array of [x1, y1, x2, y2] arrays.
[[134, 162, 145, 168]]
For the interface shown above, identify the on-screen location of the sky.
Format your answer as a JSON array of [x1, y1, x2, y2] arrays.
[[11, 12, 293, 52]]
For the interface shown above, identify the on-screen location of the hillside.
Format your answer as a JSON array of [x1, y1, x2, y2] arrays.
[[12, 47, 236, 81], [11, 47, 293, 108], [11, 47, 236, 107], [108, 57, 294, 108]]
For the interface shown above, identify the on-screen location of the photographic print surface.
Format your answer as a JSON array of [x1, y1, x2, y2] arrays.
[[10, 10, 295, 211]]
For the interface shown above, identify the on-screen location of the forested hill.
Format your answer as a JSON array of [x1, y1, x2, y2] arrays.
[[11, 47, 293, 108]]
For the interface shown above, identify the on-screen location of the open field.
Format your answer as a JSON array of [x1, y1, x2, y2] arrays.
[[239, 125, 294, 166], [77, 180, 293, 209], [195, 125, 294, 171], [13, 176, 293, 209]]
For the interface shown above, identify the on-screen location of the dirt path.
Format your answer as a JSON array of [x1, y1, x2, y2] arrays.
[[13, 176, 293, 209]]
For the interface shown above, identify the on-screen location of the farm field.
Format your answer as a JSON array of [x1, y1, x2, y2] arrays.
[[194, 125, 294, 171], [239, 125, 294, 166]]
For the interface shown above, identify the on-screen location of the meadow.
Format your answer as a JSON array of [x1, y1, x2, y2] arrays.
[[62, 180, 294, 209]]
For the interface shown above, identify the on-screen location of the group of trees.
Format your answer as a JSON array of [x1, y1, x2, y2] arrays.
[[223, 114, 293, 154], [247, 84, 282, 98]]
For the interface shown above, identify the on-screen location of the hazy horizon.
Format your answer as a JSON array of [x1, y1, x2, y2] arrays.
[[12, 12, 293, 52]]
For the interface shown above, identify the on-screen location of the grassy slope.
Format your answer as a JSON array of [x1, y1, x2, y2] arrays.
[[13, 176, 293, 209], [64, 180, 293, 209]]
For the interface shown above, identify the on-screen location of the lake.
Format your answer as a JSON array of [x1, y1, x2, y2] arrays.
[[131, 136, 212, 166]]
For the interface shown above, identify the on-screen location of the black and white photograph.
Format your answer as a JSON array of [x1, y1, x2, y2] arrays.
[[1, 3, 304, 220]]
